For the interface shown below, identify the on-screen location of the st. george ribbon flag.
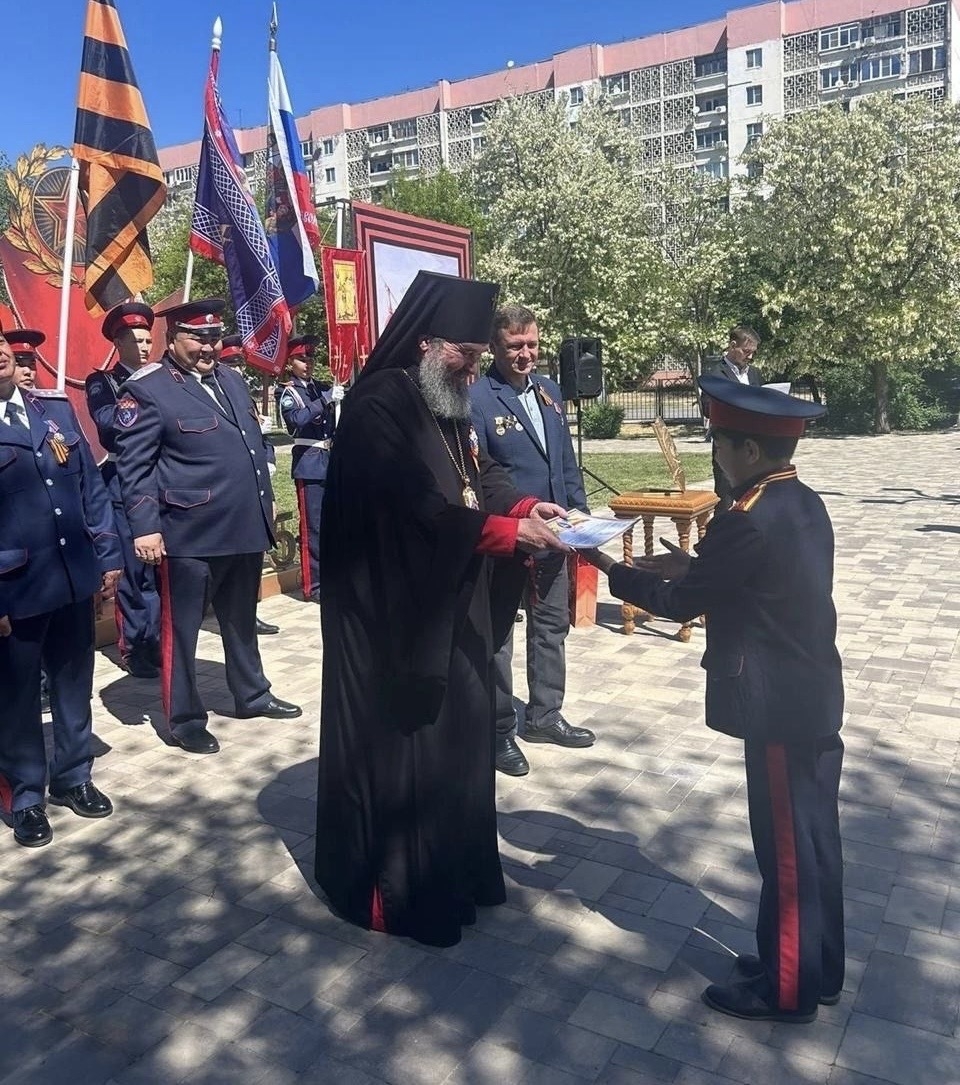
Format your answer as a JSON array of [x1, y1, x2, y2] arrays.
[[267, 30, 320, 307], [190, 40, 290, 375], [73, 0, 166, 315]]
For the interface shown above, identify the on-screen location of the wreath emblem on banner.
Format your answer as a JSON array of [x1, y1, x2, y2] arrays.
[[2, 144, 82, 288]]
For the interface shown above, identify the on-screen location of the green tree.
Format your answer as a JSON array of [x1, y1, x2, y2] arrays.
[[468, 95, 663, 385], [382, 167, 486, 243], [740, 95, 960, 433], [0, 151, 16, 306]]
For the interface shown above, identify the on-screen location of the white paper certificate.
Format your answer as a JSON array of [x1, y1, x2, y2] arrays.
[[546, 510, 638, 549]]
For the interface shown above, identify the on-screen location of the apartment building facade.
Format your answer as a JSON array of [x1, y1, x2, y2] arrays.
[[158, 0, 958, 205]]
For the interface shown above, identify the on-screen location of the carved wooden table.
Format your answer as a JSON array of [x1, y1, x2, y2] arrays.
[[607, 490, 719, 641]]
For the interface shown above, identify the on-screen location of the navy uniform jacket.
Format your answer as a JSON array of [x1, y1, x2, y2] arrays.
[[469, 367, 587, 512], [0, 392, 121, 619], [608, 466, 844, 744], [278, 377, 335, 481], [114, 356, 275, 557], [85, 361, 133, 491]]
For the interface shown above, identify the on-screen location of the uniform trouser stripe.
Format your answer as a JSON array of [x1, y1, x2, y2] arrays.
[[296, 479, 313, 598], [766, 743, 801, 1011], [157, 559, 175, 730]]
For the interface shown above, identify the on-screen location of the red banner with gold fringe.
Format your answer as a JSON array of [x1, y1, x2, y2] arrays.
[[320, 247, 369, 383]]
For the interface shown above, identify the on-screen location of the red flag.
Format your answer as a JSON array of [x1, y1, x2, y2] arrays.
[[321, 247, 370, 382]]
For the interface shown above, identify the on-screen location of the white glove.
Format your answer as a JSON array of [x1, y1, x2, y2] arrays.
[[331, 384, 345, 402], [259, 415, 274, 434], [268, 462, 277, 477]]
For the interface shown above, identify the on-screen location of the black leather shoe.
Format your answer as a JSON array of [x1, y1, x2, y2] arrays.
[[166, 728, 220, 754], [122, 655, 159, 680], [234, 697, 302, 720], [13, 806, 52, 848], [521, 717, 595, 748], [734, 954, 842, 1006], [49, 781, 113, 819], [495, 735, 529, 776], [256, 618, 280, 635], [702, 980, 817, 1023]]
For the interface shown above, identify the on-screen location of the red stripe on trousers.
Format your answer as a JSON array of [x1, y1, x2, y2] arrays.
[[371, 884, 385, 932], [296, 479, 313, 598], [115, 597, 127, 658], [766, 744, 801, 1011], [156, 558, 175, 732], [0, 773, 12, 815]]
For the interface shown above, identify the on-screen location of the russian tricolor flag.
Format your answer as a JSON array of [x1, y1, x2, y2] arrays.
[[267, 47, 320, 307]]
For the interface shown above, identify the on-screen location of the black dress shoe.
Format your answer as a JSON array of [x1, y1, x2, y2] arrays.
[[521, 717, 596, 748], [49, 781, 113, 819], [234, 697, 302, 720], [166, 728, 220, 754], [702, 980, 817, 1023], [495, 734, 529, 776], [256, 618, 280, 635], [734, 954, 842, 1006], [122, 655, 159, 680], [13, 806, 52, 848]]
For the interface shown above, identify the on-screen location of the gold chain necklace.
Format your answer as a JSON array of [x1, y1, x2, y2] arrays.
[[402, 369, 479, 509]]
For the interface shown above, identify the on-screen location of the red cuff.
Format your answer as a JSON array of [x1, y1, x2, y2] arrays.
[[477, 514, 519, 557], [509, 496, 539, 519]]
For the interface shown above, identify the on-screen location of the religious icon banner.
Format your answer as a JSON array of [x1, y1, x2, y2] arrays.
[[320, 247, 370, 383]]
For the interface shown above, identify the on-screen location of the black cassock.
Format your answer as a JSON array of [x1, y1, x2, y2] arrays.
[[315, 368, 526, 947]]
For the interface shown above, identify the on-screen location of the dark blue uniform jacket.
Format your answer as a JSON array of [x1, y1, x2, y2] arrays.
[[278, 377, 335, 482], [0, 392, 120, 619], [609, 467, 844, 743]]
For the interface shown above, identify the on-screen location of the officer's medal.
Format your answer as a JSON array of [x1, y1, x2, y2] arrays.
[[45, 421, 70, 465]]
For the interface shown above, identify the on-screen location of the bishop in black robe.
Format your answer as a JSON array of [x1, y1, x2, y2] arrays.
[[314, 273, 566, 947]]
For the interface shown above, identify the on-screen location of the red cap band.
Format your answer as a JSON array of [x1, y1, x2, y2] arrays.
[[710, 400, 806, 437], [220, 345, 244, 360], [287, 344, 311, 359], [117, 313, 151, 332]]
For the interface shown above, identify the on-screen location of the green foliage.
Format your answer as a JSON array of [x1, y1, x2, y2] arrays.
[[382, 167, 486, 241], [821, 360, 958, 433], [147, 192, 230, 312], [0, 151, 12, 306], [580, 401, 625, 439]]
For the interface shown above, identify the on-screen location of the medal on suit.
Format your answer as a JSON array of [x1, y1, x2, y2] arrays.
[[45, 420, 70, 465]]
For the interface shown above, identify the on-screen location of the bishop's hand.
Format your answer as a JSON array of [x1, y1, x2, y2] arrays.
[[515, 517, 570, 554]]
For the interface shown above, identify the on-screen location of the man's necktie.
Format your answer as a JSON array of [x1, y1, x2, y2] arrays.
[[201, 374, 230, 414], [5, 402, 27, 430]]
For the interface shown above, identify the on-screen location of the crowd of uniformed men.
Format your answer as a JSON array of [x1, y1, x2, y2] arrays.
[[0, 298, 334, 847]]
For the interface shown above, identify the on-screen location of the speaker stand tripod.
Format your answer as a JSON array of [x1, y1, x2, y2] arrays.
[[573, 398, 620, 501]]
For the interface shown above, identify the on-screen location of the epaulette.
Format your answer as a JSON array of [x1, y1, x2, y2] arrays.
[[28, 389, 68, 399], [127, 363, 162, 380]]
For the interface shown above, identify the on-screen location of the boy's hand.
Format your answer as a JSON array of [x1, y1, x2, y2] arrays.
[[635, 538, 691, 580]]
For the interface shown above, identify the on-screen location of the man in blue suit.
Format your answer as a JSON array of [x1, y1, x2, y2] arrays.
[[85, 303, 162, 678], [114, 299, 301, 755], [0, 322, 122, 847], [277, 335, 338, 603], [470, 304, 596, 776]]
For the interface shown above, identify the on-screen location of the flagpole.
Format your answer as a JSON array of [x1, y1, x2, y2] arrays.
[[55, 158, 82, 392], [183, 248, 195, 302]]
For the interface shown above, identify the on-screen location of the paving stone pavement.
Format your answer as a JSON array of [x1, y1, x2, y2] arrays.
[[5, 432, 960, 1084]]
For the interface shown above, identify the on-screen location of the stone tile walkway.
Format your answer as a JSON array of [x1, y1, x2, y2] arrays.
[[4, 432, 960, 1084]]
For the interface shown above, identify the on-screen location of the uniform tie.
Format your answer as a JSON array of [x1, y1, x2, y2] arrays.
[[4, 402, 27, 430], [201, 374, 230, 414]]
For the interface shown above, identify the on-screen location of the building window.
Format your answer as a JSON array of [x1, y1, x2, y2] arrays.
[[909, 47, 946, 75], [746, 48, 763, 69], [470, 107, 487, 126], [324, 167, 336, 184], [821, 64, 858, 89], [568, 86, 584, 105], [369, 157, 392, 176], [695, 54, 727, 77], [368, 125, 390, 145], [392, 118, 417, 140], [747, 160, 762, 180], [820, 24, 859, 51], [618, 108, 632, 127], [746, 85, 763, 106], [394, 149, 419, 169], [696, 128, 727, 150], [602, 74, 628, 96], [322, 138, 335, 156], [863, 15, 902, 41], [299, 139, 314, 160], [472, 135, 487, 154], [699, 95, 726, 113], [168, 166, 194, 186], [746, 121, 763, 143], [697, 160, 727, 178], [860, 55, 902, 82]]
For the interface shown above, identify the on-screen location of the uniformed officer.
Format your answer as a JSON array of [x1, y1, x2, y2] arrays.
[[7, 328, 44, 390], [211, 334, 280, 638], [0, 322, 122, 847], [114, 299, 301, 755], [277, 335, 338, 602], [584, 377, 843, 1024], [85, 303, 161, 678]]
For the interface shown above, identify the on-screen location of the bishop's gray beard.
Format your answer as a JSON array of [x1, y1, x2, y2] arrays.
[[416, 347, 472, 420]]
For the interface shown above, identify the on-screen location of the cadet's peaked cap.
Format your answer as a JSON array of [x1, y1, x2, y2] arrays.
[[5, 328, 45, 358], [220, 334, 245, 363], [699, 375, 826, 438], [155, 298, 226, 332], [101, 302, 154, 342], [363, 271, 499, 376], [287, 335, 319, 360]]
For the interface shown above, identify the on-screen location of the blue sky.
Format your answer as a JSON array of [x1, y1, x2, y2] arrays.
[[3, 0, 753, 159]]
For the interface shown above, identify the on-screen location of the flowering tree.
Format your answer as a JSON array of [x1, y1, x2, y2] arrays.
[[740, 94, 960, 432]]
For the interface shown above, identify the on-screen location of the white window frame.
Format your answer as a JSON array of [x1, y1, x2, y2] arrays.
[[324, 167, 336, 184], [746, 84, 763, 106], [746, 48, 763, 70]]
